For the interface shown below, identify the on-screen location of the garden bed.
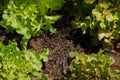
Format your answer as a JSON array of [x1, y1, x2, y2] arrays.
[[0, 0, 120, 80], [0, 17, 120, 79]]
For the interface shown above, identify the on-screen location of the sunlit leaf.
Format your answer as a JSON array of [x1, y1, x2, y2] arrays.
[[44, 15, 62, 24], [84, 0, 96, 4], [98, 32, 105, 40], [99, 1, 111, 9], [106, 12, 114, 22], [39, 48, 49, 62], [80, 23, 87, 34], [100, 21, 106, 29]]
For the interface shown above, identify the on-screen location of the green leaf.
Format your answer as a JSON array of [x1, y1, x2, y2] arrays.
[[106, 12, 114, 22], [92, 9, 103, 21], [2, 14, 9, 19], [100, 21, 106, 29], [69, 51, 79, 59], [71, 21, 87, 34], [98, 30, 112, 41], [49, 25, 57, 34], [98, 32, 105, 40], [84, 0, 96, 4], [49, 0, 65, 10], [44, 15, 62, 24], [38, 4, 48, 15], [104, 39, 113, 47], [71, 21, 80, 29], [80, 23, 87, 34], [39, 48, 49, 62], [80, 54, 89, 65], [99, 1, 111, 9]]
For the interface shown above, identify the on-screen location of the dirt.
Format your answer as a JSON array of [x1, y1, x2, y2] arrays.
[[0, 0, 120, 80], [28, 16, 84, 79]]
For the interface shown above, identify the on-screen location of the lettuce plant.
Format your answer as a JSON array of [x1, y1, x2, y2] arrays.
[[66, 50, 120, 80], [71, 0, 120, 48], [0, 0, 64, 49], [0, 41, 51, 80]]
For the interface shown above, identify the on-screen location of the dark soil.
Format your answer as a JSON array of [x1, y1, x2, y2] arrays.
[[0, 0, 120, 80], [28, 16, 85, 79]]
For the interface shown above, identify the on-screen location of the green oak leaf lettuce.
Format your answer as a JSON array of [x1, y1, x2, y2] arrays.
[[0, 41, 51, 80]]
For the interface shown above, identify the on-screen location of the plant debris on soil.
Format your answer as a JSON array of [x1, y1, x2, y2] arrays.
[[0, 0, 120, 79]]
